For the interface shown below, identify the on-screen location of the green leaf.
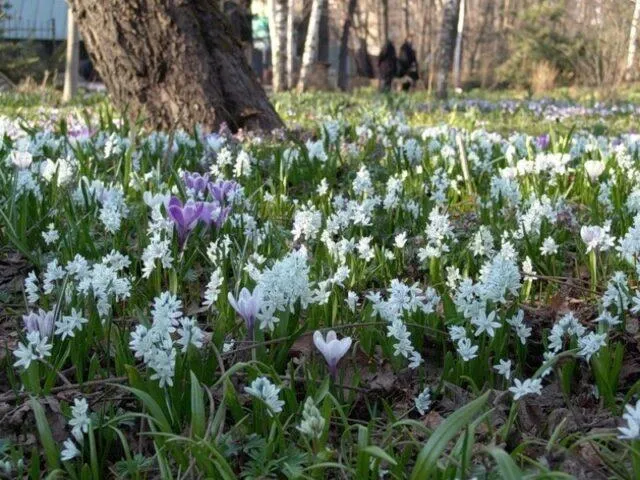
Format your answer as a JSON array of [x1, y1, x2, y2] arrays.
[[485, 447, 524, 480], [410, 391, 490, 480], [363, 446, 398, 466], [30, 397, 60, 470], [190, 371, 206, 438], [114, 384, 172, 433]]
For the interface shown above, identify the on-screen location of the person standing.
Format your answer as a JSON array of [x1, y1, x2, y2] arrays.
[[377, 40, 397, 93], [398, 35, 419, 91]]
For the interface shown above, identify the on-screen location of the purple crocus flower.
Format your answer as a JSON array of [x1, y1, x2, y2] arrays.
[[227, 287, 262, 337], [313, 330, 352, 379], [23, 309, 55, 339], [199, 202, 231, 229], [536, 134, 550, 151], [208, 180, 238, 205], [167, 196, 204, 247], [183, 172, 210, 195]]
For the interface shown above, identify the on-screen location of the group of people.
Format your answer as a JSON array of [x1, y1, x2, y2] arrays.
[[377, 36, 419, 93]]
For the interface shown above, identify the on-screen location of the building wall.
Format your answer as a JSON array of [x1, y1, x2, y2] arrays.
[[1, 0, 69, 40]]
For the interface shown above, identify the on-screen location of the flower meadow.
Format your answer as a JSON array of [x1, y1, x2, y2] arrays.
[[2, 97, 640, 478]]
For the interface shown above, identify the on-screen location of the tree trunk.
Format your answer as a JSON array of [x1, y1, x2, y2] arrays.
[[269, 0, 288, 91], [318, 0, 329, 63], [67, 0, 283, 132], [452, 0, 465, 89], [62, 7, 79, 103], [338, 0, 358, 91], [381, 0, 389, 43], [404, 0, 410, 39], [626, 0, 640, 81], [435, 0, 460, 99], [286, 0, 296, 89], [297, 0, 324, 92]]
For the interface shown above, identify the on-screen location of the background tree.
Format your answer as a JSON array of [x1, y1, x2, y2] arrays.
[[62, 6, 79, 103], [286, 0, 296, 88], [269, 0, 288, 91], [338, 0, 358, 91], [297, 0, 324, 92], [435, 0, 460, 99], [67, 0, 282, 132], [626, 0, 640, 80]]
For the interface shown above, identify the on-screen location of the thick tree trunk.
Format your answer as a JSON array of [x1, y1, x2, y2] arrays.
[[286, 0, 296, 89], [67, 0, 283, 132], [297, 0, 324, 92], [337, 0, 358, 91], [62, 7, 79, 103], [626, 0, 640, 81], [269, 0, 288, 91], [435, 0, 460, 99]]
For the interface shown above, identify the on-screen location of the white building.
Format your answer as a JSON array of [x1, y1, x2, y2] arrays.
[[1, 0, 69, 41]]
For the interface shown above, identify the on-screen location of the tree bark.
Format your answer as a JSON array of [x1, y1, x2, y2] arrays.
[[435, 0, 461, 99], [381, 0, 389, 43], [626, 0, 640, 81], [67, 0, 283, 132], [269, 0, 288, 91], [297, 0, 324, 92], [318, 0, 329, 63], [452, 0, 465, 89], [62, 7, 79, 103], [337, 0, 358, 91], [286, 0, 296, 89]]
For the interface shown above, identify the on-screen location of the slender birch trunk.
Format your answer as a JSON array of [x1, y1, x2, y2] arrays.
[[286, 0, 296, 89], [62, 7, 79, 103], [269, 0, 288, 92], [297, 0, 324, 92], [452, 0, 465, 89], [626, 0, 640, 81]]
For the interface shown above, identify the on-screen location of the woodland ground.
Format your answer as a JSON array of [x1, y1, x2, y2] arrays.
[[1, 87, 640, 478]]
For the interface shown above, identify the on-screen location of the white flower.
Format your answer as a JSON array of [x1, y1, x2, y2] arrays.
[[577, 332, 606, 361], [509, 378, 543, 400], [313, 330, 352, 377], [584, 160, 605, 182], [522, 256, 537, 280], [13, 337, 39, 370], [493, 359, 512, 380], [457, 338, 479, 362], [176, 317, 204, 352], [202, 268, 224, 309], [414, 387, 432, 415], [69, 398, 91, 440], [471, 310, 501, 338], [394, 232, 408, 249], [316, 178, 329, 196], [9, 149, 32, 169], [55, 308, 89, 340], [61, 438, 81, 461], [42, 223, 60, 245], [297, 397, 325, 439], [619, 400, 640, 440], [346, 291, 359, 312], [596, 310, 621, 327], [540, 237, 558, 256], [24, 271, 40, 304], [13, 331, 51, 370], [581, 225, 615, 253], [245, 377, 285, 416], [292, 203, 323, 241]]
